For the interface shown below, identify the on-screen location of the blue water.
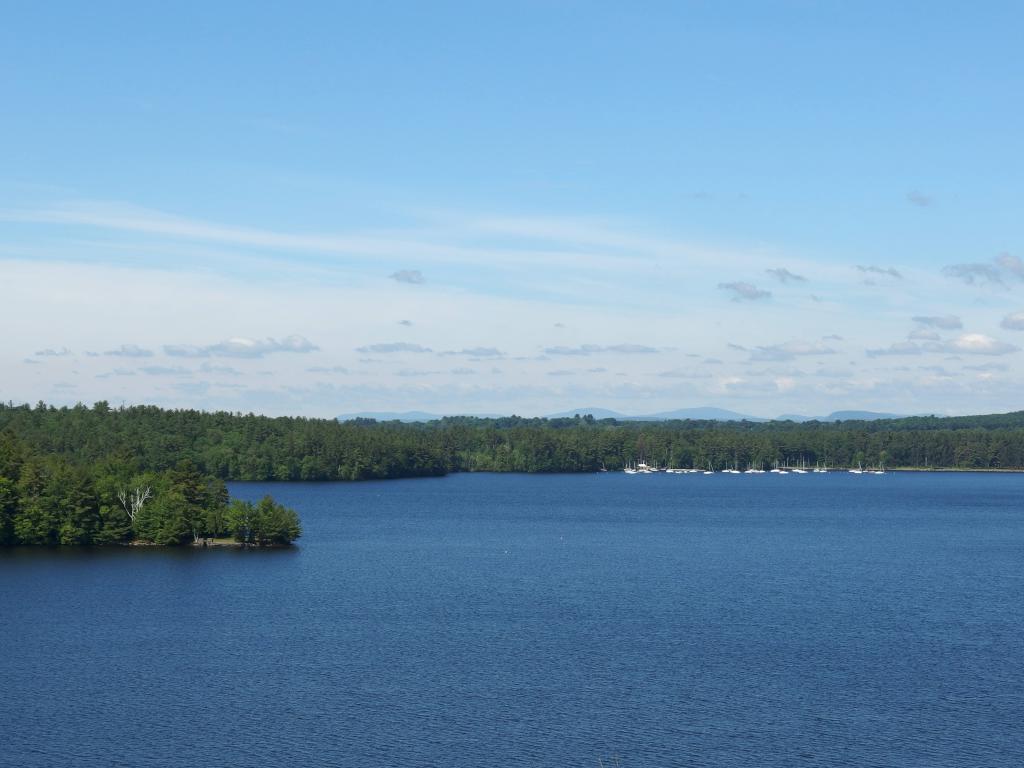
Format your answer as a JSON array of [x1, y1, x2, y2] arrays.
[[2, 472, 1023, 767]]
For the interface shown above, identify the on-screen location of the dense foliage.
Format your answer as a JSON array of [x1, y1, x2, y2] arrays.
[[3, 402, 1024, 491], [0, 412, 301, 546]]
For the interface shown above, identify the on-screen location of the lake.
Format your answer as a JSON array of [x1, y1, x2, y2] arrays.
[[2, 472, 1023, 767]]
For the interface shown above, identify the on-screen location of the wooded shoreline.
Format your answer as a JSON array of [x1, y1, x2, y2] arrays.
[[6, 400, 1024, 546], [6, 401, 1024, 482]]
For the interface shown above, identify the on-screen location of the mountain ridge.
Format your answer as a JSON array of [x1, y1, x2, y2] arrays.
[[337, 407, 909, 423]]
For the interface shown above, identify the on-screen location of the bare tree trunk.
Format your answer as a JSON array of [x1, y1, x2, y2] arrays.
[[117, 487, 152, 523]]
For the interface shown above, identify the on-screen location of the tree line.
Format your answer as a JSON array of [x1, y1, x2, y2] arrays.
[[0, 413, 301, 547], [3, 401, 1024, 491]]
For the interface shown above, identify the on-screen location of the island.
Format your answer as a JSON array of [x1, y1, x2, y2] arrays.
[[0, 420, 300, 547]]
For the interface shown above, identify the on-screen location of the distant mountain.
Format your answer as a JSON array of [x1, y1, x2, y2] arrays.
[[336, 410, 503, 422], [775, 410, 908, 423], [644, 407, 765, 422], [339, 407, 908, 424], [547, 406, 764, 422]]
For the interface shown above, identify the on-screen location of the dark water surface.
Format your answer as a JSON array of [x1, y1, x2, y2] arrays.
[[2, 472, 1023, 767]]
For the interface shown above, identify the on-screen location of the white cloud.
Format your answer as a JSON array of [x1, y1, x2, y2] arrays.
[[870, 334, 1018, 358], [945, 333, 1018, 356], [165, 335, 318, 358]]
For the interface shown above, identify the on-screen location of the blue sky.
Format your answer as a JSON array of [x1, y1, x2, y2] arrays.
[[4, 2, 1024, 417]]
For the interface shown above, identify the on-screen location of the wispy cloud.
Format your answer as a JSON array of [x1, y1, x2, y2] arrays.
[[1000, 312, 1024, 331], [997, 253, 1024, 279], [543, 344, 659, 356], [1, 200, 723, 276], [857, 265, 902, 279], [906, 190, 933, 207], [199, 362, 243, 375], [390, 269, 425, 284], [943, 262, 1004, 286], [355, 342, 433, 354], [307, 365, 350, 373], [104, 344, 154, 358], [439, 347, 504, 358], [943, 254, 1023, 287], [750, 341, 836, 362], [867, 341, 924, 358], [139, 365, 192, 376], [34, 347, 72, 357], [165, 335, 318, 358], [868, 334, 1018, 358], [658, 369, 712, 379], [718, 282, 771, 301], [765, 267, 806, 284], [912, 314, 962, 330]]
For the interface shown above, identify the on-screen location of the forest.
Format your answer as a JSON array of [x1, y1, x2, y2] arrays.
[[3, 400, 1024, 487], [7, 399, 1024, 546], [0, 404, 302, 547]]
